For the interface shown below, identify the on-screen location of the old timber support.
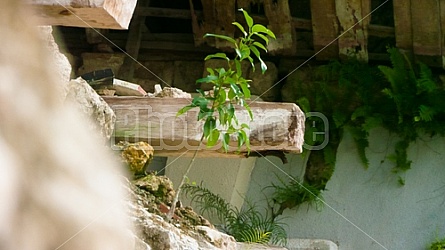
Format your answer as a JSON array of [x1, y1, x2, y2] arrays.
[[104, 97, 305, 158]]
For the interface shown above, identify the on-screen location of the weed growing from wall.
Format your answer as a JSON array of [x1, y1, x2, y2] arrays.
[[169, 9, 276, 221]]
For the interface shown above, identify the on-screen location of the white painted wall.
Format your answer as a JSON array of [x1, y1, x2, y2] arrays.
[[165, 157, 256, 214], [246, 128, 445, 250], [164, 127, 445, 249]]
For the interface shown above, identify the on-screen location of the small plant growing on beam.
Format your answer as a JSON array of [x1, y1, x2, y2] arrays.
[[167, 9, 275, 220]]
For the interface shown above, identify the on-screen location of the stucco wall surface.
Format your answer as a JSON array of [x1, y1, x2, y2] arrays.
[[247, 128, 445, 250]]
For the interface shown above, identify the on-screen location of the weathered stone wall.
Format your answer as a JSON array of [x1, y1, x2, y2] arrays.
[[77, 53, 287, 101]]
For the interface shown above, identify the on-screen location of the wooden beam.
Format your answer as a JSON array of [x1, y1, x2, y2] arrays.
[[440, 0, 445, 69], [136, 7, 312, 31], [335, 0, 370, 62], [368, 24, 395, 38], [139, 41, 216, 53], [311, 0, 339, 60], [118, 0, 148, 81], [136, 7, 197, 19], [29, 0, 137, 29], [103, 97, 305, 157], [264, 0, 296, 55], [190, 0, 236, 49], [393, 0, 412, 50], [411, 0, 441, 56]]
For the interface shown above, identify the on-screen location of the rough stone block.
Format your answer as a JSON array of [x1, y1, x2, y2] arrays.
[[38, 26, 74, 99], [78, 52, 125, 77], [65, 77, 116, 140]]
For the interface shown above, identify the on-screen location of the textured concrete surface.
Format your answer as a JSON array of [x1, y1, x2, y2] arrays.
[[247, 127, 445, 250]]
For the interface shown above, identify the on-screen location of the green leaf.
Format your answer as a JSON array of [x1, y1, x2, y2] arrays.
[[217, 106, 227, 125], [228, 87, 236, 100], [197, 75, 219, 83], [193, 96, 209, 109], [239, 8, 253, 29], [223, 133, 231, 152], [196, 88, 206, 96], [265, 29, 276, 39], [249, 46, 267, 73], [252, 24, 268, 37], [227, 103, 235, 117], [252, 24, 276, 39], [260, 58, 267, 73], [239, 44, 251, 60], [204, 117, 216, 138], [206, 68, 215, 75], [227, 125, 237, 134], [207, 129, 220, 147], [237, 131, 245, 149], [240, 81, 251, 99], [235, 48, 242, 59], [253, 41, 267, 52], [177, 105, 196, 116], [244, 102, 253, 120], [198, 110, 212, 120], [247, 56, 255, 70], [204, 52, 230, 61], [218, 87, 227, 104], [244, 133, 250, 153], [230, 83, 241, 96], [253, 33, 269, 45], [204, 33, 237, 44], [232, 21, 247, 37], [235, 60, 242, 77], [226, 103, 235, 125], [218, 67, 227, 76], [250, 45, 261, 58]]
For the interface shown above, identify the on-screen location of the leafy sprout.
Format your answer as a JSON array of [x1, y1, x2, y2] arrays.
[[177, 9, 275, 153]]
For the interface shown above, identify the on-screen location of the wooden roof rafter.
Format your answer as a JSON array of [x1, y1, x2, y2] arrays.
[[29, 0, 138, 29]]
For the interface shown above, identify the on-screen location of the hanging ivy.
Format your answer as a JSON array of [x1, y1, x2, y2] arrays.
[[292, 47, 444, 191]]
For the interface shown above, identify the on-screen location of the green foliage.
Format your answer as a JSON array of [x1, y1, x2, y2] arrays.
[[269, 175, 324, 218], [177, 9, 275, 152], [293, 47, 444, 188], [182, 183, 287, 246], [428, 236, 445, 250], [376, 47, 444, 175]]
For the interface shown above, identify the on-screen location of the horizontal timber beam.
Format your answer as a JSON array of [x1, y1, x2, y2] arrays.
[[136, 7, 312, 31], [103, 97, 306, 158], [29, 0, 137, 29]]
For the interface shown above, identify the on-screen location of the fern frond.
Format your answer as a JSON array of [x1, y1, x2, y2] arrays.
[[416, 63, 437, 94], [417, 105, 436, 122], [184, 183, 288, 246], [182, 183, 235, 223], [239, 228, 271, 244], [271, 176, 324, 212]]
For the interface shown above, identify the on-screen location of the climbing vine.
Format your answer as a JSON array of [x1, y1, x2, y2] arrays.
[[294, 47, 444, 190]]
